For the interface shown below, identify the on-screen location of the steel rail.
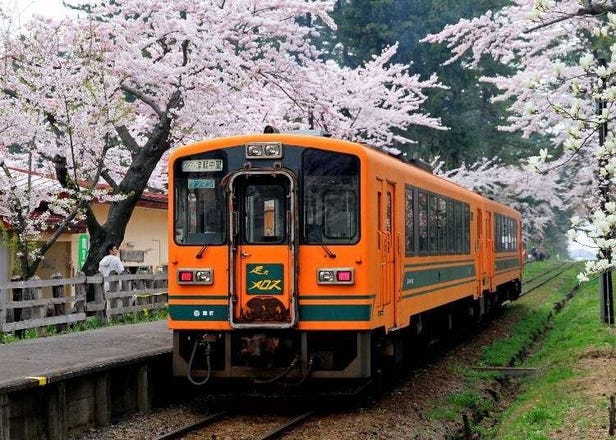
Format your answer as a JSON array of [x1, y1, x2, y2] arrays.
[[521, 262, 569, 286], [521, 262, 575, 296], [154, 411, 227, 440], [255, 411, 315, 440]]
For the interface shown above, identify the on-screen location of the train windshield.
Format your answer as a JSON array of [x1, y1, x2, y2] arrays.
[[174, 151, 227, 245], [302, 149, 360, 244], [243, 177, 288, 244]]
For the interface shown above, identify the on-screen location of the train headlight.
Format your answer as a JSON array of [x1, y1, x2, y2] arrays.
[[317, 268, 354, 285], [195, 269, 213, 284], [318, 270, 335, 283], [245, 142, 283, 159], [178, 268, 214, 285], [246, 144, 264, 157], [264, 144, 281, 156]]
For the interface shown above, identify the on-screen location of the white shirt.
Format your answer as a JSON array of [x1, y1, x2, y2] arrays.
[[98, 254, 125, 276]]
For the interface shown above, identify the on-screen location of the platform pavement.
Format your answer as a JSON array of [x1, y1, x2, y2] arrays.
[[0, 320, 172, 393]]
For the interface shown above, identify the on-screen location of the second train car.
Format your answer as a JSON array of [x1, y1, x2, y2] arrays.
[[167, 130, 523, 385]]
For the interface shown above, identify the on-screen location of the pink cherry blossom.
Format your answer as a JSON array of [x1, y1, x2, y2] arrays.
[[425, 0, 616, 275], [0, 0, 443, 276]]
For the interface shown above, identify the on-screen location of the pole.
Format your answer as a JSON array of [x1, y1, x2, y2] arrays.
[[597, 57, 614, 325], [601, 271, 614, 325]]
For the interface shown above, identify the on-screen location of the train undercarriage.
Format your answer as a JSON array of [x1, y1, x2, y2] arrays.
[[173, 280, 521, 387], [174, 329, 373, 386]]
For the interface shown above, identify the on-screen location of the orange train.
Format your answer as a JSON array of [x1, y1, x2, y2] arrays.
[[167, 130, 523, 385]]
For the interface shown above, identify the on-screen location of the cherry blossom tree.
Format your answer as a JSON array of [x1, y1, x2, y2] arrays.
[[0, 0, 443, 277], [432, 156, 568, 248], [423, 0, 616, 279]]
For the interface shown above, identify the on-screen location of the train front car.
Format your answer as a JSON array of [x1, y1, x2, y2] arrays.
[[167, 134, 376, 386]]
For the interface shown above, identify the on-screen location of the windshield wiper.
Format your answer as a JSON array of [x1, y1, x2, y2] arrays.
[[196, 243, 208, 259], [322, 244, 336, 258]]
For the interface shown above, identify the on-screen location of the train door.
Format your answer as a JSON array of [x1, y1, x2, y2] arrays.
[[485, 211, 494, 291], [476, 207, 493, 293], [476, 208, 487, 294], [377, 179, 397, 328], [228, 170, 297, 328]]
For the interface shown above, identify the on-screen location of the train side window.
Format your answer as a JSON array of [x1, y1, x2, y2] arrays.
[[503, 217, 509, 250], [418, 191, 428, 253], [495, 214, 518, 252], [463, 204, 471, 253], [437, 197, 447, 254], [410, 189, 470, 256], [429, 194, 439, 253], [454, 202, 463, 253], [405, 186, 415, 256], [446, 199, 456, 253]]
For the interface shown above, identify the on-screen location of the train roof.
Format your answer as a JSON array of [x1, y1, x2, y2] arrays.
[[172, 133, 521, 219]]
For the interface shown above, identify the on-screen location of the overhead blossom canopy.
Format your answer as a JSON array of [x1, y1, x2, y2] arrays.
[[0, 0, 443, 276], [424, 0, 616, 277]]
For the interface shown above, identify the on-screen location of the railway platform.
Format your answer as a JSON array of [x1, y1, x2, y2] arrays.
[[0, 320, 175, 440]]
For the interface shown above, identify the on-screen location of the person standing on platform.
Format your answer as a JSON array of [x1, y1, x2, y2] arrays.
[[99, 243, 125, 292]]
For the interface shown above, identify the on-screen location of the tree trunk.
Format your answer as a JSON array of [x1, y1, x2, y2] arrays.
[[80, 118, 173, 275]]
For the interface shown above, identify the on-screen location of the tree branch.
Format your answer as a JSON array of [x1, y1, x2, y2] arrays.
[[120, 84, 163, 117], [115, 125, 140, 155], [1, 87, 17, 98], [526, 3, 616, 33], [36, 208, 82, 259], [181, 39, 189, 66], [100, 169, 119, 191], [53, 154, 78, 191]]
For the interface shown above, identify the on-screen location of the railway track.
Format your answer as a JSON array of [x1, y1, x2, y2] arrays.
[[155, 410, 315, 440], [520, 261, 576, 296]]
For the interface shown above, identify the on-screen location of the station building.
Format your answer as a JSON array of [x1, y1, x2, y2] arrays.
[[0, 167, 168, 285]]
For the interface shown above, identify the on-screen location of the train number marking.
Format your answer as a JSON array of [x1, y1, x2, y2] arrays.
[[193, 309, 216, 317]]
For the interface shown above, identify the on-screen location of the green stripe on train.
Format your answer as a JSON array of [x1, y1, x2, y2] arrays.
[[495, 258, 521, 271], [169, 304, 371, 321], [169, 304, 229, 321], [299, 304, 372, 321], [403, 264, 476, 291]]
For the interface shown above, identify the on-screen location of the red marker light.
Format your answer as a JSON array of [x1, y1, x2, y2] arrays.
[[179, 270, 194, 282], [337, 270, 352, 282]]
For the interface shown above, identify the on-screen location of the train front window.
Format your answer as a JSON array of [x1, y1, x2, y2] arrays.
[[302, 149, 359, 244], [174, 152, 226, 245], [244, 183, 286, 244]]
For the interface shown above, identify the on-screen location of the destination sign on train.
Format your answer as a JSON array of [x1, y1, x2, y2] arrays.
[[182, 159, 223, 172]]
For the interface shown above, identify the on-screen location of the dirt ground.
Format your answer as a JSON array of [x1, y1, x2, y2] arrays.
[[548, 349, 616, 440]]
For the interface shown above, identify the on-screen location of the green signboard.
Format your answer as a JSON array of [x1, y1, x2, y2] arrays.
[[246, 263, 283, 295], [78, 233, 89, 270]]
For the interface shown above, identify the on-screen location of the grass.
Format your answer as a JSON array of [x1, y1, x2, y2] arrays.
[[480, 271, 616, 439], [427, 260, 591, 432], [480, 262, 582, 367], [521, 260, 563, 281]]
